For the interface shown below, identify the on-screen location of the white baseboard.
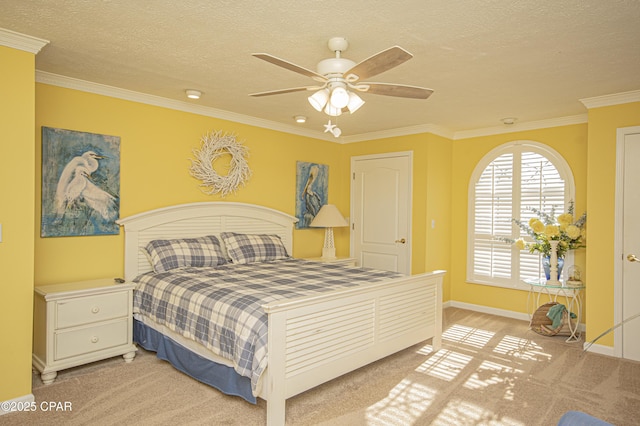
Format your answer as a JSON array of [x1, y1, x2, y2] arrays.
[[0, 393, 35, 415], [446, 300, 530, 322], [445, 300, 587, 333], [445, 301, 624, 358], [581, 342, 616, 357]]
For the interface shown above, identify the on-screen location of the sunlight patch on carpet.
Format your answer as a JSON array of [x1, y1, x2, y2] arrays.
[[463, 359, 523, 398], [365, 378, 436, 425], [443, 324, 495, 349], [493, 335, 551, 362], [431, 399, 524, 426], [416, 344, 435, 355], [415, 349, 472, 381]]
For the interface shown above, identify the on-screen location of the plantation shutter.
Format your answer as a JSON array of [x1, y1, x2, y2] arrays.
[[518, 151, 566, 281], [471, 146, 567, 286], [473, 153, 514, 280]]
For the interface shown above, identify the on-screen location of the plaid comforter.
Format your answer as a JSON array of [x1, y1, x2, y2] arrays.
[[133, 258, 401, 394]]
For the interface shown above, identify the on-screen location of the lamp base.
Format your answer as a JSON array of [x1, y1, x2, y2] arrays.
[[321, 247, 336, 260]]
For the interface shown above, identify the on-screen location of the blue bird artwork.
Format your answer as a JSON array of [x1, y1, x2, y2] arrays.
[[295, 161, 328, 229], [41, 127, 120, 237]]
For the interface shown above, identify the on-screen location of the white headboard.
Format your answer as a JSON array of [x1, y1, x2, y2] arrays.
[[117, 202, 298, 280]]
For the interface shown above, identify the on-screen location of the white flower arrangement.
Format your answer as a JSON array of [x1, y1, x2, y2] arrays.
[[190, 130, 251, 197]]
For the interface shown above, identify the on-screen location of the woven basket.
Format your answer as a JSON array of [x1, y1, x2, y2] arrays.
[[530, 301, 574, 337]]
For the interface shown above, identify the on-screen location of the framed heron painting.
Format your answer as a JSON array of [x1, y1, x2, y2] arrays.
[[295, 161, 328, 229], [41, 127, 121, 237]]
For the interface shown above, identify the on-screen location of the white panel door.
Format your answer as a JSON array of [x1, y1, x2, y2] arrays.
[[622, 130, 640, 361], [351, 153, 411, 274]]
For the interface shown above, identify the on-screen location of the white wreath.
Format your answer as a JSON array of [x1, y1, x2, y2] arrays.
[[190, 130, 251, 197]]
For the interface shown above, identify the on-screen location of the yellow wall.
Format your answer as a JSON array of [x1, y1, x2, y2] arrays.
[[0, 46, 36, 401], [35, 84, 347, 284], [449, 124, 588, 313], [424, 134, 453, 300], [584, 101, 640, 345]]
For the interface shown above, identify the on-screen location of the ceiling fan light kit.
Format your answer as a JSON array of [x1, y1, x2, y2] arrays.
[[250, 36, 433, 133]]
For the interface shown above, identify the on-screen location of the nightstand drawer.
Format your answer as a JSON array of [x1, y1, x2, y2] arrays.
[[55, 319, 129, 361], [56, 292, 129, 328]]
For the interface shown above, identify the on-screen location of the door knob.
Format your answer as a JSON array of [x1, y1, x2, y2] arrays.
[[395, 238, 406, 244], [628, 254, 640, 263]]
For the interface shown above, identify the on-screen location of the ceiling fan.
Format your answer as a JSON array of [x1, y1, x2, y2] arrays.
[[249, 37, 433, 117]]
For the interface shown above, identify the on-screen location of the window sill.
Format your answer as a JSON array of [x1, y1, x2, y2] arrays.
[[466, 278, 531, 292]]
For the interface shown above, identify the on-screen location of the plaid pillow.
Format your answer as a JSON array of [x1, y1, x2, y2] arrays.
[[220, 232, 289, 264], [144, 235, 227, 273]]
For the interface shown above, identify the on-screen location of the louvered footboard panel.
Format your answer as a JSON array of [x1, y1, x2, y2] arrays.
[[379, 284, 437, 340], [285, 300, 376, 377], [264, 271, 444, 426]]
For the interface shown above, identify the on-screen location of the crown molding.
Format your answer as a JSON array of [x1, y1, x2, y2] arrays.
[[580, 89, 640, 109], [37, 71, 617, 144], [36, 70, 453, 144], [453, 114, 589, 140], [35, 71, 337, 142], [339, 123, 454, 144], [35, 71, 453, 143], [0, 28, 48, 54]]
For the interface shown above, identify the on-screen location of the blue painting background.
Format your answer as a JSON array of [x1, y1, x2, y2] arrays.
[[41, 127, 120, 237], [295, 161, 328, 229]]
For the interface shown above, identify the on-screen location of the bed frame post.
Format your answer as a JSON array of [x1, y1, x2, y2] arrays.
[[266, 311, 286, 426]]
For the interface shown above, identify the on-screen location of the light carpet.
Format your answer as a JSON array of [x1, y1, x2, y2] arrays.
[[4, 308, 639, 425]]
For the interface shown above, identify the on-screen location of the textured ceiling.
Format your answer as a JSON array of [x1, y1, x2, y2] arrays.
[[2, 0, 639, 139]]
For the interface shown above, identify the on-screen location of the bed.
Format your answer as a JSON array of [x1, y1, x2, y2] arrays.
[[118, 202, 444, 425]]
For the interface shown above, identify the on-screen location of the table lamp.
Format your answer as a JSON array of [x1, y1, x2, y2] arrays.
[[310, 204, 349, 259]]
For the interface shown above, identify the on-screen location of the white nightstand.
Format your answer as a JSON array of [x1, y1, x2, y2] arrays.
[[32, 278, 137, 384], [303, 256, 358, 267]]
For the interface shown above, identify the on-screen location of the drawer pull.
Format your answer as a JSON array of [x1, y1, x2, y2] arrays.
[[91, 336, 99, 343], [91, 306, 100, 314]]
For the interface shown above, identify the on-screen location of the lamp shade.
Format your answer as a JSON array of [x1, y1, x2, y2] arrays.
[[347, 92, 365, 113], [323, 103, 342, 117], [308, 89, 329, 111], [310, 204, 348, 228], [329, 86, 350, 108], [310, 204, 348, 259]]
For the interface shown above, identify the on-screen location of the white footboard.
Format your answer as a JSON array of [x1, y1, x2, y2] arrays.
[[263, 270, 444, 425]]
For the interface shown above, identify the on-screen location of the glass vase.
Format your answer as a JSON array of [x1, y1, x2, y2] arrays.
[[543, 256, 564, 281]]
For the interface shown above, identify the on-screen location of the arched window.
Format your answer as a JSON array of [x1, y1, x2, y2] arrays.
[[467, 141, 575, 289]]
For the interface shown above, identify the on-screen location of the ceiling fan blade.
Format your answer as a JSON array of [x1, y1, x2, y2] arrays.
[[249, 86, 319, 97], [344, 46, 413, 81], [357, 82, 434, 99], [252, 53, 327, 82]]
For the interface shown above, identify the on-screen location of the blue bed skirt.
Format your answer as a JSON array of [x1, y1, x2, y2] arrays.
[[134, 319, 256, 403]]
